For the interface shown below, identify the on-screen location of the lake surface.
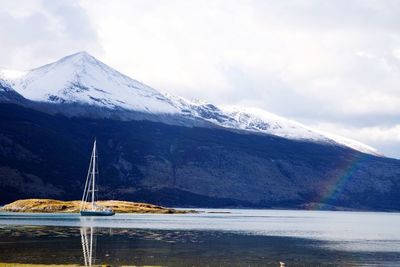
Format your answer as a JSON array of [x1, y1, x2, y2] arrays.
[[0, 209, 400, 266]]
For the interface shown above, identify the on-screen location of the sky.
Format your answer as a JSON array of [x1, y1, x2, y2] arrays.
[[1, 0, 400, 158]]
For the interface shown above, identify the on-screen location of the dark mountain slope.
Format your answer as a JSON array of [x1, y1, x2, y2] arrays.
[[0, 103, 399, 210]]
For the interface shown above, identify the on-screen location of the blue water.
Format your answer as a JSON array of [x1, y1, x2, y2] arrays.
[[1, 209, 400, 265]]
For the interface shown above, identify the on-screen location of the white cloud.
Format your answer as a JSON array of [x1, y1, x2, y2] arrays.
[[0, 0, 101, 69], [394, 48, 400, 60]]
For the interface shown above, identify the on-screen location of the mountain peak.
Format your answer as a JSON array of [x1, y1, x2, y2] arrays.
[[65, 51, 91, 58], [71, 51, 91, 57], [57, 51, 97, 65], [9, 52, 179, 113], [38, 51, 101, 73]]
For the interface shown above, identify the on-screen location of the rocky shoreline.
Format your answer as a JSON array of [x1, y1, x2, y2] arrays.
[[0, 199, 195, 214]]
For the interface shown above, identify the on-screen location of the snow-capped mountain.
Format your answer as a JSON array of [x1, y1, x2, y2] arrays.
[[1, 51, 381, 156], [221, 107, 380, 155], [2, 52, 178, 113], [174, 99, 380, 155]]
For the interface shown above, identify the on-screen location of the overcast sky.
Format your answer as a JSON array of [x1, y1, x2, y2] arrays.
[[1, 0, 400, 158]]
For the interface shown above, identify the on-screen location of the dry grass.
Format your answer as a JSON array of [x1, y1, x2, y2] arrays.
[[0, 199, 193, 214]]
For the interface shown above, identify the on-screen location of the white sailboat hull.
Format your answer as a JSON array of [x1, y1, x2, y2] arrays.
[[80, 210, 115, 216]]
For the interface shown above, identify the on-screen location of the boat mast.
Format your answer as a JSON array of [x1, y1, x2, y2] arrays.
[[80, 140, 95, 212], [91, 139, 96, 210]]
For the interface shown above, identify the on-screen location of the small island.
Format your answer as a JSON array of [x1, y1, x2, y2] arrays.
[[0, 199, 195, 214]]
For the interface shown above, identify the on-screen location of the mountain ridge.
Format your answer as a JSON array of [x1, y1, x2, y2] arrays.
[[0, 102, 399, 210], [0, 51, 381, 156]]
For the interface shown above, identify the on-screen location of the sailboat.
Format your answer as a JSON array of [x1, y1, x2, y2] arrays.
[[80, 139, 115, 216]]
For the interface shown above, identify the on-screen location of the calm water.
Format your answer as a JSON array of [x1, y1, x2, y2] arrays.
[[0, 209, 400, 266]]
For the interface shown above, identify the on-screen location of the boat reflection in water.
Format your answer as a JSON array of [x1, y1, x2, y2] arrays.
[[80, 226, 96, 266], [0, 210, 399, 266]]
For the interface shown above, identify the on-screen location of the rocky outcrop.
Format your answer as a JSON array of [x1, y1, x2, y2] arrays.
[[0, 199, 192, 214]]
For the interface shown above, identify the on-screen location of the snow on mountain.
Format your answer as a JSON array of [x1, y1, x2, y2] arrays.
[[0, 69, 25, 96], [0, 69, 27, 81], [316, 130, 382, 156], [0, 78, 12, 93], [6, 52, 178, 114], [168, 97, 381, 156], [221, 106, 330, 141], [0, 76, 26, 103], [3, 51, 381, 156], [167, 94, 237, 126], [220, 106, 382, 156]]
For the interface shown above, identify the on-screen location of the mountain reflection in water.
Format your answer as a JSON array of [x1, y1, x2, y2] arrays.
[[0, 226, 398, 266], [0, 209, 400, 266]]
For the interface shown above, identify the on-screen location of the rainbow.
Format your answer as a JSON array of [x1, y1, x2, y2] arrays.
[[314, 153, 368, 210]]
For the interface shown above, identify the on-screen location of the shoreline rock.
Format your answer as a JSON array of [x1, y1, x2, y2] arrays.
[[0, 199, 195, 214]]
